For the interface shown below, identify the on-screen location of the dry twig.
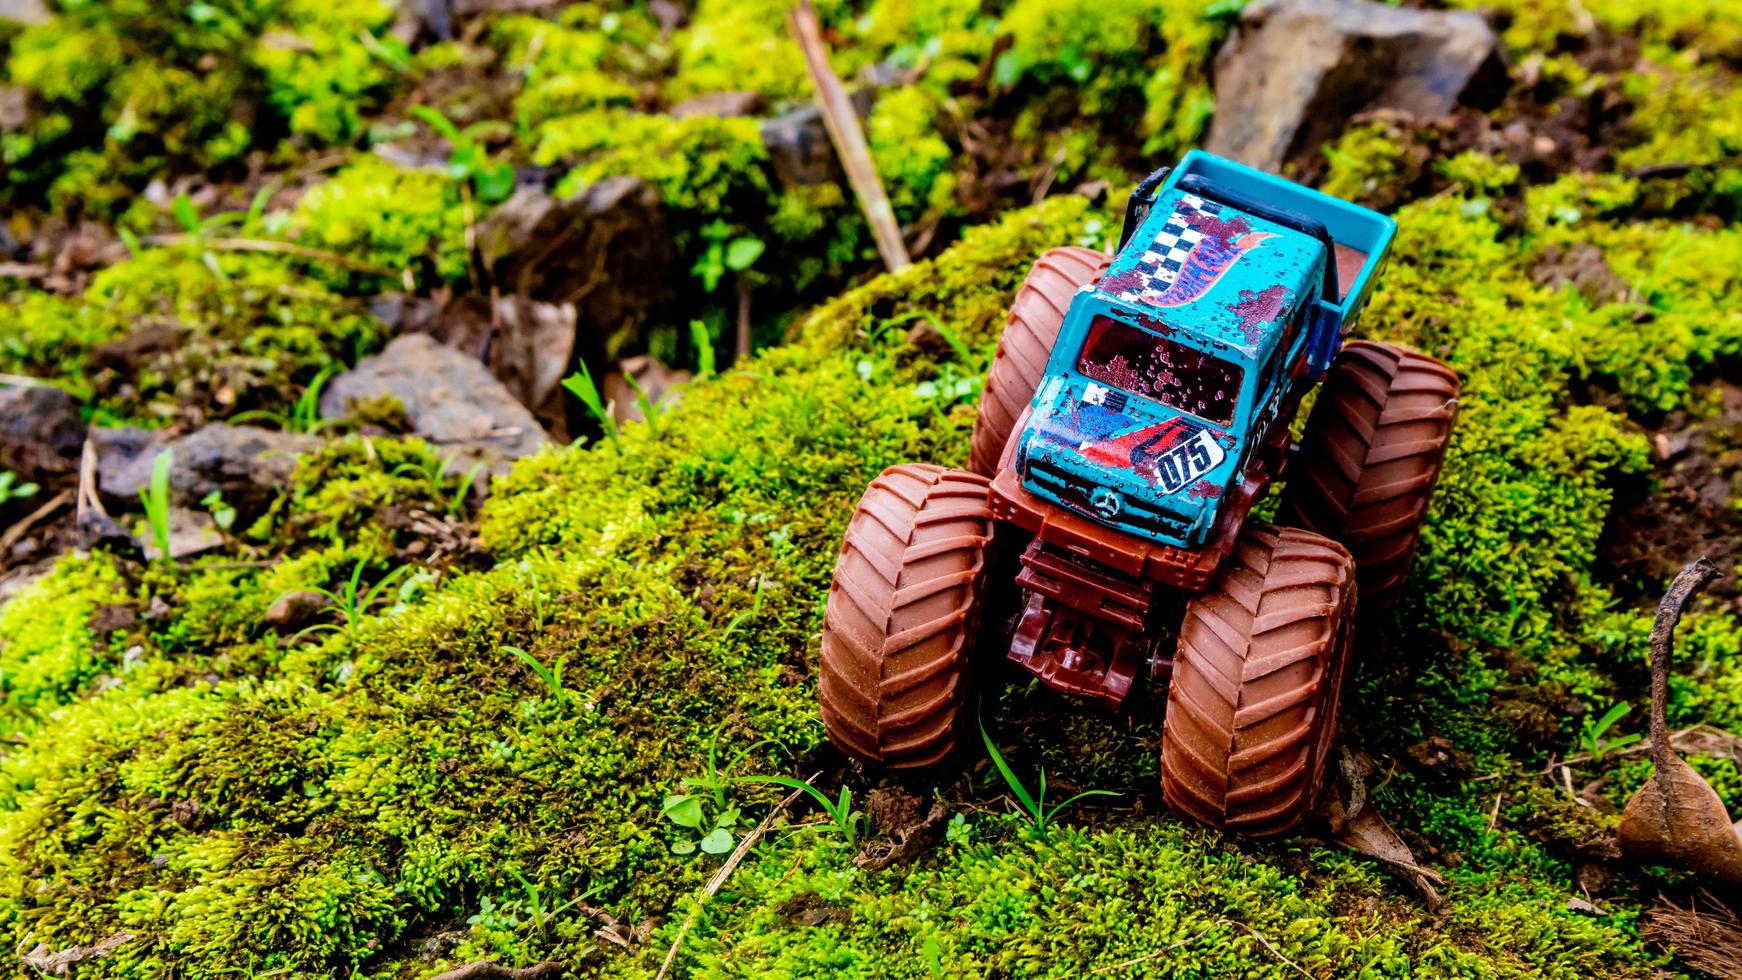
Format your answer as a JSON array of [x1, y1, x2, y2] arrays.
[[0, 488, 72, 554], [786, 1, 910, 272], [653, 778, 813, 979]]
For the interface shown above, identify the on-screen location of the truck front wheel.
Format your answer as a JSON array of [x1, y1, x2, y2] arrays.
[[969, 247, 1111, 476], [819, 464, 994, 769], [1279, 340, 1460, 606], [1161, 523, 1356, 837]]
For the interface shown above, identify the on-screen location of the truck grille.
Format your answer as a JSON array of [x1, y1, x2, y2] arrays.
[[1024, 460, 1192, 542]]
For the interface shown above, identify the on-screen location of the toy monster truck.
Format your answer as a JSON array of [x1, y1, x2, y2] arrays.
[[817, 151, 1463, 836]]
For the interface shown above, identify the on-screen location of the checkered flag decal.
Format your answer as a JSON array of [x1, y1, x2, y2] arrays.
[[1112, 193, 1217, 302]]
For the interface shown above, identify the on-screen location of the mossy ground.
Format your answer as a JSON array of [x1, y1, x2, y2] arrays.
[[2, 0, 1741, 977]]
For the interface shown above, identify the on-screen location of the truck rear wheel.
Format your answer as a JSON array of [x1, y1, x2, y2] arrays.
[[819, 464, 994, 769], [1161, 523, 1355, 837], [969, 247, 1110, 476], [1278, 340, 1460, 606]]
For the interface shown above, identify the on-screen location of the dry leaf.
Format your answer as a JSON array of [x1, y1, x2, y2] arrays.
[[1326, 748, 1445, 910], [1618, 752, 1742, 887], [1616, 557, 1742, 888]]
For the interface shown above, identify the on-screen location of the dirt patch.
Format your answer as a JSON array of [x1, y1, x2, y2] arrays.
[[773, 892, 849, 928], [1596, 381, 1742, 608]]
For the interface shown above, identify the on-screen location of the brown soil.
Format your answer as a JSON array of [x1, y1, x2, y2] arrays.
[[1597, 381, 1742, 607]]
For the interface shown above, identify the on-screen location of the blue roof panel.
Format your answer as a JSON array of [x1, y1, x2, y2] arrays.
[[1098, 187, 1322, 358]]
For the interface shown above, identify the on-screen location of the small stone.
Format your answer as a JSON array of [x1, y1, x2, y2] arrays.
[[264, 590, 331, 631], [0, 384, 86, 479], [669, 91, 764, 120], [98, 424, 319, 514], [320, 334, 551, 466], [89, 603, 139, 635]]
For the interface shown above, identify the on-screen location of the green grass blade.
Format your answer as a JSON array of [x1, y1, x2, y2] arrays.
[[979, 716, 1038, 818]]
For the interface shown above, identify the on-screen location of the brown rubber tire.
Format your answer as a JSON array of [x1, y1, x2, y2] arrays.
[[1161, 523, 1356, 837], [968, 246, 1111, 476], [1278, 340, 1460, 606], [819, 464, 994, 769]]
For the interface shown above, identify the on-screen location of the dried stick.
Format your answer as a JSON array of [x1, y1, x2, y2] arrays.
[[1648, 557, 1719, 794], [653, 780, 811, 979], [0, 488, 72, 554], [786, 1, 911, 272], [76, 437, 108, 521], [141, 234, 400, 278]]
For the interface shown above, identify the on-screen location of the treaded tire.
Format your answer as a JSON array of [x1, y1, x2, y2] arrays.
[[1278, 340, 1460, 606], [1161, 523, 1356, 837], [819, 464, 994, 768], [968, 246, 1111, 476]]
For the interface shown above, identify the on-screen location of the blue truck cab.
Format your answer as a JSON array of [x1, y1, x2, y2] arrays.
[[1010, 151, 1399, 550]]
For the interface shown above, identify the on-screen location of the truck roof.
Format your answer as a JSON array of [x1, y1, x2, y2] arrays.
[[1096, 187, 1324, 361]]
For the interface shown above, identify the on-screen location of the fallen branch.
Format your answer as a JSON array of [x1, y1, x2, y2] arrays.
[[0, 488, 72, 554], [786, 1, 910, 273], [1647, 559, 1720, 778], [1616, 556, 1742, 889], [429, 960, 562, 980], [141, 234, 401, 279], [1084, 920, 1232, 975], [1231, 921, 1311, 979], [653, 778, 813, 979]]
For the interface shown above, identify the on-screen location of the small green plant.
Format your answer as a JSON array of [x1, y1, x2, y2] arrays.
[[230, 366, 339, 434], [738, 775, 866, 847], [720, 576, 767, 641], [689, 319, 717, 381], [979, 715, 1117, 837], [410, 106, 516, 204], [502, 645, 563, 700], [200, 489, 236, 538], [661, 731, 774, 856], [503, 868, 598, 939], [560, 362, 620, 452], [1578, 701, 1643, 762], [286, 558, 414, 642], [0, 470, 40, 506], [138, 450, 175, 561], [624, 374, 664, 437], [391, 450, 485, 518], [691, 220, 764, 292]]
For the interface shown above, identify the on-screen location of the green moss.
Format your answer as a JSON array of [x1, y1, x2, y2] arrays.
[[3, 247, 379, 424], [2, 1, 406, 212], [0, 290, 121, 401], [265, 435, 459, 552], [491, 10, 646, 131], [1318, 121, 1426, 209], [82, 247, 382, 424], [0, 555, 127, 726], [254, 0, 402, 145], [539, 111, 770, 219], [667, 0, 852, 105], [1615, 56, 1742, 214], [868, 86, 960, 227], [289, 154, 470, 291]]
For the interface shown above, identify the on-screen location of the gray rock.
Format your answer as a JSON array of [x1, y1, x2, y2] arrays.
[[670, 91, 765, 120], [759, 86, 876, 190], [1205, 0, 1504, 172], [263, 589, 332, 631], [478, 177, 671, 306], [0, 384, 85, 479], [0, 0, 48, 25], [320, 334, 550, 464], [97, 424, 318, 511]]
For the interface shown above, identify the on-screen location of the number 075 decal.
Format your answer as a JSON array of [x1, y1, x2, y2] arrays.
[[1145, 428, 1225, 494]]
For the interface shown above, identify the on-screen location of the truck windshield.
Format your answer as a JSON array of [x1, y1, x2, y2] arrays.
[[1076, 315, 1243, 425]]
